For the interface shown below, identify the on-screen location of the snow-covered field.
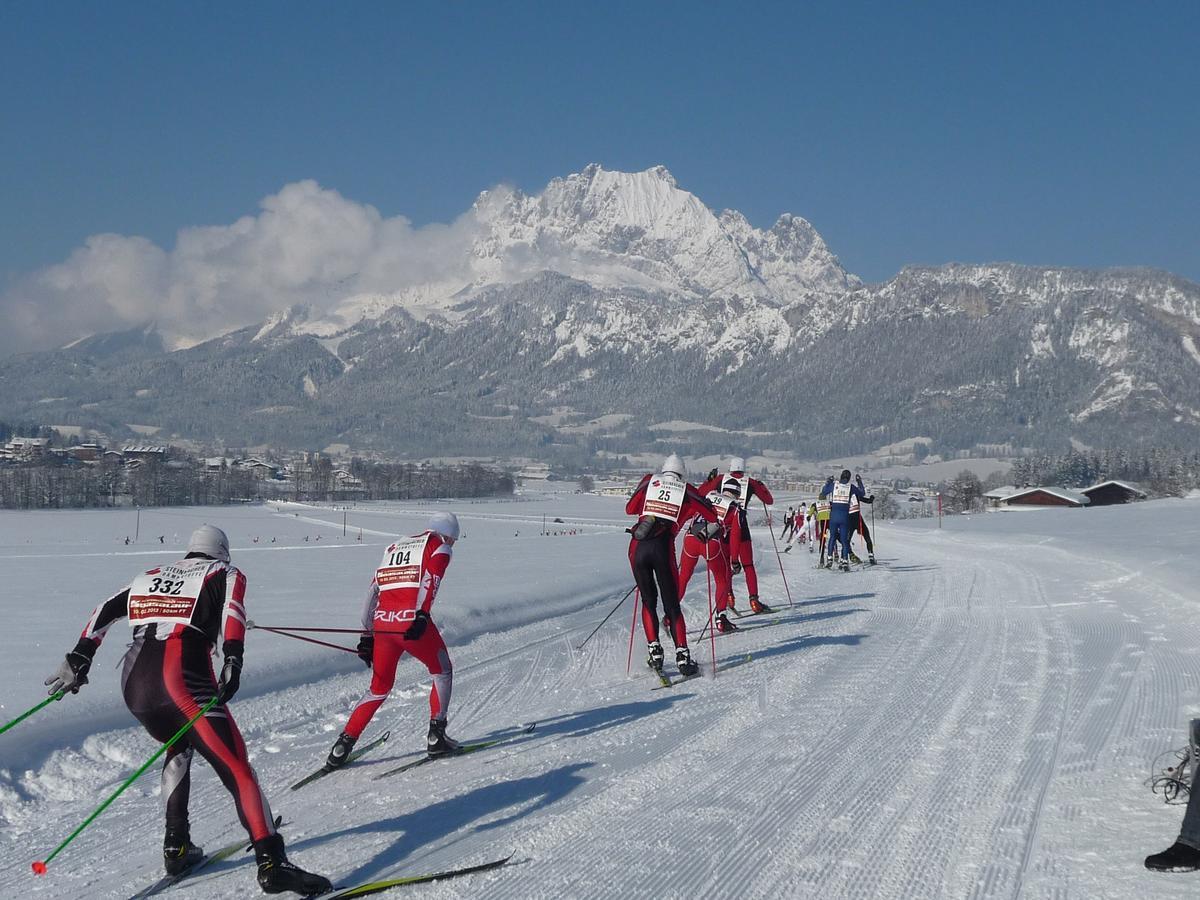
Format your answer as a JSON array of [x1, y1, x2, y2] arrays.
[[2, 491, 1200, 898]]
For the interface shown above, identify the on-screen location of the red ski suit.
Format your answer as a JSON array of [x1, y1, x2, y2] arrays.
[[699, 472, 775, 598], [677, 497, 744, 615], [626, 473, 716, 646], [344, 531, 453, 739]]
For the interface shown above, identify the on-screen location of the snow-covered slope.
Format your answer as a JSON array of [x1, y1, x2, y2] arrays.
[[3, 494, 1200, 898]]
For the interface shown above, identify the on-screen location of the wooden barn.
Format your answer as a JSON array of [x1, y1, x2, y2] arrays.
[[1080, 480, 1147, 506], [1000, 487, 1090, 509]]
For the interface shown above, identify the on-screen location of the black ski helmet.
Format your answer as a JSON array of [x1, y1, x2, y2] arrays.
[[839, 469, 852, 483]]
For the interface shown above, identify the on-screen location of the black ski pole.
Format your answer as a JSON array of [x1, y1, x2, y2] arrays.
[[577, 585, 636, 651]]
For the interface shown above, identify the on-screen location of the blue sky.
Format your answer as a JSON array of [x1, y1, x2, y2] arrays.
[[2, 0, 1197, 288]]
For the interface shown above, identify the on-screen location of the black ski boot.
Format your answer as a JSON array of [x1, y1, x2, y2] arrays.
[[426, 718, 462, 757], [254, 834, 332, 895], [676, 647, 699, 677], [1146, 841, 1200, 872], [646, 641, 665, 672], [163, 827, 204, 876], [715, 612, 738, 634], [326, 731, 357, 769], [868, 553, 877, 565], [839, 558, 851, 573]]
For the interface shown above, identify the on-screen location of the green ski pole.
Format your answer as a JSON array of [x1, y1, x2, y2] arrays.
[[32, 695, 218, 875], [0, 692, 64, 736]]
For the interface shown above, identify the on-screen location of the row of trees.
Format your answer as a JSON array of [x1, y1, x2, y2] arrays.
[[1009, 448, 1200, 497], [0, 457, 514, 510]]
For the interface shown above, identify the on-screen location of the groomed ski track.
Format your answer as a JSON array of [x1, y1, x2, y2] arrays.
[[2, 498, 1198, 899]]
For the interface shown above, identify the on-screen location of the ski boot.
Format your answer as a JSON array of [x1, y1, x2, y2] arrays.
[[824, 555, 834, 569], [715, 612, 738, 634], [676, 647, 699, 677], [254, 834, 333, 895], [839, 558, 851, 572], [748, 595, 773, 615], [1145, 841, 1200, 872], [849, 551, 862, 564], [868, 553, 877, 565], [646, 641, 665, 672], [326, 731, 357, 769], [163, 827, 204, 876], [427, 718, 462, 757]]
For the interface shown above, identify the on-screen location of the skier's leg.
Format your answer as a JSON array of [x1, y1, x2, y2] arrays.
[[655, 537, 688, 647], [861, 519, 875, 554], [711, 541, 733, 613], [632, 538, 662, 642], [162, 743, 194, 834], [677, 535, 701, 601], [739, 539, 759, 597], [404, 625, 452, 721], [344, 632, 404, 739]]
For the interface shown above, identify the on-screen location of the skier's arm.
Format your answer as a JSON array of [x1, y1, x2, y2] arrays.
[[697, 474, 721, 495], [77, 587, 132, 653], [625, 474, 651, 515], [685, 484, 718, 521], [218, 566, 248, 648], [360, 579, 381, 632], [417, 539, 452, 615], [749, 478, 775, 505]]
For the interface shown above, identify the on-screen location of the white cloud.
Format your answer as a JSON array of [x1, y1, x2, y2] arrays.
[[0, 180, 482, 356]]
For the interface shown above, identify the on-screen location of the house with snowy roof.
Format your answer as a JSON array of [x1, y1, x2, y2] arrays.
[[1080, 480, 1147, 506], [998, 487, 1090, 509]]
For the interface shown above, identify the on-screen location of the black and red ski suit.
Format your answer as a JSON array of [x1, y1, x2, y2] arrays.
[[698, 472, 775, 600], [70, 553, 276, 843], [626, 474, 716, 647]]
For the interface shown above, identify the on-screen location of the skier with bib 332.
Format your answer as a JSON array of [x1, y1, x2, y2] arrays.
[[43, 525, 331, 896], [326, 512, 462, 768]]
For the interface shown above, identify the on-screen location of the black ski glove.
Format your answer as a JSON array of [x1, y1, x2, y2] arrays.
[[217, 640, 243, 704], [707, 467, 719, 482], [865, 495, 875, 504], [45, 644, 94, 696], [855, 474, 863, 487], [404, 610, 430, 641], [356, 634, 374, 667], [731, 561, 743, 575]]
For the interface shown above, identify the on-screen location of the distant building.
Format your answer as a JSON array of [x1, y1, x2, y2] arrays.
[[68, 443, 103, 462], [122, 445, 168, 461], [6, 437, 49, 460], [238, 458, 279, 480], [1080, 480, 1147, 506], [982, 486, 1018, 509], [1000, 487, 1090, 509]]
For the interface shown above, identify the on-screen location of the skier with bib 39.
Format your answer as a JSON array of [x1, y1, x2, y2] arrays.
[[327, 512, 462, 767], [677, 480, 745, 635], [699, 456, 775, 614], [626, 455, 716, 676], [43, 525, 331, 896]]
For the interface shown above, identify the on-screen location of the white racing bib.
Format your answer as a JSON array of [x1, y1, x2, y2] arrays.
[[707, 490, 735, 519], [641, 474, 687, 523], [128, 558, 213, 627], [376, 535, 432, 596], [832, 482, 852, 504]]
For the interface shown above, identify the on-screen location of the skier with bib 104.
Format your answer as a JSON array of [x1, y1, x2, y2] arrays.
[[699, 456, 775, 615], [42, 525, 331, 896], [677, 479, 745, 634], [326, 512, 462, 768], [821, 469, 864, 572], [626, 455, 716, 676]]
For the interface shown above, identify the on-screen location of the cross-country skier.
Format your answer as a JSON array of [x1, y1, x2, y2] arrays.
[[848, 474, 877, 564], [815, 494, 832, 563], [820, 470, 865, 571], [699, 456, 775, 614], [327, 512, 462, 767], [43, 525, 331, 895], [627, 455, 716, 676], [677, 480, 744, 634], [783, 504, 807, 552], [780, 507, 796, 541], [805, 501, 818, 552]]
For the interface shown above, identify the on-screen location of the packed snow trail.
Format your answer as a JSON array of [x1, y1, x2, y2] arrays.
[[1, 495, 1199, 898]]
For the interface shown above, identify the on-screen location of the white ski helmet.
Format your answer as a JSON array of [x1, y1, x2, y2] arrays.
[[729, 456, 746, 474], [427, 511, 460, 542], [661, 453, 685, 478], [187, 524, 230, 562]]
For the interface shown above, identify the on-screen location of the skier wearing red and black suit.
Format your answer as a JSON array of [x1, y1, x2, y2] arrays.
[[677, 480, 744, 634], [43, 525, 330, 895], [626, 454, 716, 676], [699, 456, 775, 614], [327, 512, 462, 767]]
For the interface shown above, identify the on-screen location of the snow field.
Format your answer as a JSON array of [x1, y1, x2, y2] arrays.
[[1, 493, 1199, 898]]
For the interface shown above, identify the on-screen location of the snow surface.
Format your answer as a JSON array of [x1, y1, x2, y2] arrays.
[[2, 492, 1200, 898]]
